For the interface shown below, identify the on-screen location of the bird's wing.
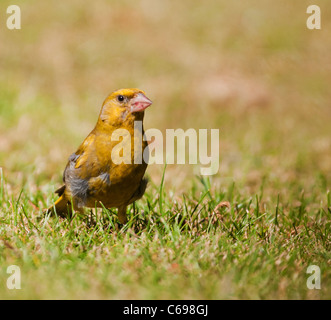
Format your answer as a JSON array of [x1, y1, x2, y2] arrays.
[[63, 133, 111, 202]]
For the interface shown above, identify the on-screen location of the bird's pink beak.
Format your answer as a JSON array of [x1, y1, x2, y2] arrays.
[[130, 93, 152, 113]]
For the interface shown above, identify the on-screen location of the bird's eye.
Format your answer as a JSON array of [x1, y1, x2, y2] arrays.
[[117, 95, 125, 102]]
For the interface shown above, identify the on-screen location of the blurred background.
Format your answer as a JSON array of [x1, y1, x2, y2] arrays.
[[0, 0, 330, 202]]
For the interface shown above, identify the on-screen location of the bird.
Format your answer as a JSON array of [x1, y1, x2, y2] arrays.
[[46, 88, 152, 224]]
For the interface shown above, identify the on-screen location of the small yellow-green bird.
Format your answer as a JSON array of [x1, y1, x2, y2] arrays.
[[47, 88, 152, 224]]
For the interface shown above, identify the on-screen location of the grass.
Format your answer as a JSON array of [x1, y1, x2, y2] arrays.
[[0, 0, 331, 299], [0, 172, 330, 299]]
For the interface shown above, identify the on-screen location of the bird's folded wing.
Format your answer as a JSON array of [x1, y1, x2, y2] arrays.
[[63, 134, 112, 199]]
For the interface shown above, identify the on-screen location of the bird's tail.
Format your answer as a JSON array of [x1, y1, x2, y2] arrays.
[[45, 185, 73, 218]]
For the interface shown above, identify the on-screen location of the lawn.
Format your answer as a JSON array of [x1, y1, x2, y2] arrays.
[[0, 0, 330, 299]]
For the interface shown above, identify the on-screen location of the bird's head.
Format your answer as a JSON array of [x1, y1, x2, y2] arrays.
[[99, 88, 152, 126]]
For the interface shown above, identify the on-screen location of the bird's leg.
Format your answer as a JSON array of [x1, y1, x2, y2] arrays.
[[117, 205, 128, 224]]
